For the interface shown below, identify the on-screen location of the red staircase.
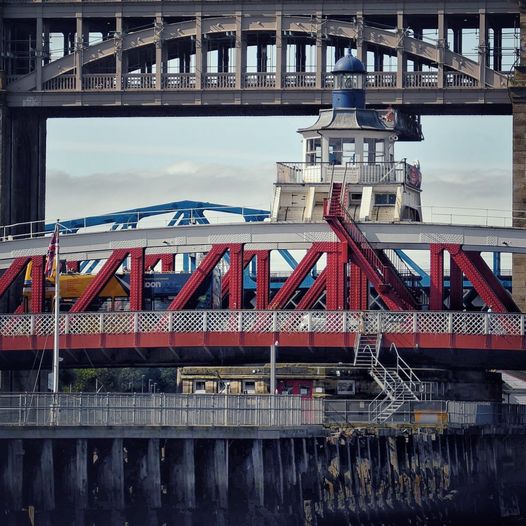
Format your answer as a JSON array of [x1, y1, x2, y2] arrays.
[[324, 183, 418, 311]]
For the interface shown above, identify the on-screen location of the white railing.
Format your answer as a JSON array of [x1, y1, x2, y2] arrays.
[[82, 74, 117, 91], [446, 72, 478, 88], [367, 71, 396, 88], [124, 73, 157, 89], [0, 393, 322, 427], [162, 73, 196, 89], [283, 72, 316, 88], [0, 310, 523, 338], [43, 74, 76, 91], [276, 161, 419, 187], [404, 71, 438, 88], [203, 73, 236, 89], [28, 70, 487, 92], [243, 72, 276, 88]]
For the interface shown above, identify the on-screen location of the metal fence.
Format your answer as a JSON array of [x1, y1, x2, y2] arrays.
[[0, 394, 523, 428], [0, 310, 523, 338], [324, 399, 526, 426], [0, 393, 322, 427]]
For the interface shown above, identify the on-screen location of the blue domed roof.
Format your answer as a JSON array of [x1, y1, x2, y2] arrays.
[[332, 48, 366, 74]]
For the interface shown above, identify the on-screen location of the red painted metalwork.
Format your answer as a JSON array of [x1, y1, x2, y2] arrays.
[[324, 184, 417, 311], [268, 243, 335, 310], [256, 251, 270, 310], [449, 259, 463, 310], [168, 245, 229, 310], [429, 245, 444, 311], [69, 249, 129, 313], [221, 250, 257, 299], [228, 244, 244, 309], [129, 248, 144, 311], [296, 269, 327, 309], [144, 254, 175, 272], [2, 330, 525, 359], [446, 245, 519, 312], [326, 252, 342, 310], [349, 261, 368, 310], [66, 261, 80, 273], [0, 257, 30, 306], [30, 256, 45, 313]]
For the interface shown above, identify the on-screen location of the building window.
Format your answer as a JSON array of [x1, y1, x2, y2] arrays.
[[329, 138, 355, 165], [374, 193, 396, 206], [194, 380, 206, 394], [243, 380, 256, 394], [350, 192, 362, 203], [363, 139, 385, 164], [306, 138, 321, 165]]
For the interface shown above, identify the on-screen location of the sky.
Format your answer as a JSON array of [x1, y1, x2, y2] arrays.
[[45, 114, 512, 225]]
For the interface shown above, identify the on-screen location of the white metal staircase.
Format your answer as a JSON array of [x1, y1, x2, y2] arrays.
[[353, 333, 430, 423]]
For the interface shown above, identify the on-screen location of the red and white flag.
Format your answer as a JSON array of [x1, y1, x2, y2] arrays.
[[44, 224, 59, 278]]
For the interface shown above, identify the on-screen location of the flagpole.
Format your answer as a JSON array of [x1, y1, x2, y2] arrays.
[[52, 222, 60, 393]]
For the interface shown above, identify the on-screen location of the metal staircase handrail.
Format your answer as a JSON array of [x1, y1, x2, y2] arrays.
[[391, 342, 422, 392]]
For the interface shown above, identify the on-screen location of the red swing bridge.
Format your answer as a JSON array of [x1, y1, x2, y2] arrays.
[[0, 187, 524, 371]]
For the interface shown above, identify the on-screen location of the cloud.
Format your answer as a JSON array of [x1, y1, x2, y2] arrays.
[[46, 161, 275, 220]]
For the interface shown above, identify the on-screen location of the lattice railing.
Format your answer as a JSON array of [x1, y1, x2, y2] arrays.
[[0, 310, 523, 338]]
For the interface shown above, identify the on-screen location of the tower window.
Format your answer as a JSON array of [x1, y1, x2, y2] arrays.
[[329, 138, 355, 165], [306, 138, 321, 165], [364, 139, 385, 164], [374, 193, 396, 205]]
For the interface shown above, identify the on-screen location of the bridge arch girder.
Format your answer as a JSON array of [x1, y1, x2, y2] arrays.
[[7, 16, 507, 92]]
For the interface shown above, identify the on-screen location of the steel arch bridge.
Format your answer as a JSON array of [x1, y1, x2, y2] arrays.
[[2, 6, 515, 115]]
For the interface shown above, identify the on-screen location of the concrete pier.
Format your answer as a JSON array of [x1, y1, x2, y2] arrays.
[[0, 426, 524, 524]]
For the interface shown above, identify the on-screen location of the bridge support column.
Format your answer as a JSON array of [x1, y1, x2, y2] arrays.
[[479, 10, 488, 87], [511, 2, 526, 311], [168, 439, 195, 523], [59, 439, 88, 526], [276, 13, 285, 90], [0, 106, 46, 233]]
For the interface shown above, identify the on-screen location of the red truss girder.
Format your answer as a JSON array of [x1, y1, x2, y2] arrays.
[[145, 254, 174, 272], [269, 242, 341, 310], [168, 244, 244, 310], [296, 269, 327, 310], [70, 249, 134, 313], [0, 257, 30, 308], [30, 256, 45, 313], [349, 261, 368, 310], [324, 185, 417, 311], [221, 250, 257, 299], [432, 244, 519, 313], [255, 251, 270, 310]]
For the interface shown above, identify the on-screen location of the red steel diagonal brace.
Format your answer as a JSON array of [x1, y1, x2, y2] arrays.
[[30, 256, 45, 313], [145, 254, 175, 272], [70, 249, 129, 313], [297, 269, 327, 310], [268, 243, 331, 309], [0, 257, 30, 303], [447, 245, 518, 312], [168, 244, 229, 310]]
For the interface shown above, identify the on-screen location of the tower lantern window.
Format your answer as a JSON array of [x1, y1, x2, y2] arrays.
[[335, 73, 363, 90]]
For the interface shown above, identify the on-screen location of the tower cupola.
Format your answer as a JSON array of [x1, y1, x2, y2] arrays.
[[332, 48, 366, 109]]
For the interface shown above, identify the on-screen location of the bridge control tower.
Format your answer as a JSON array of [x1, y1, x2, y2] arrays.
[[271, 49, 423, 223]]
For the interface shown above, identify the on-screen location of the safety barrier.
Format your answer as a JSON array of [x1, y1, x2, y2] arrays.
[[0, 393, 523, 427], [0, 310, 523, 338], [0, 393, 322, 427]]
